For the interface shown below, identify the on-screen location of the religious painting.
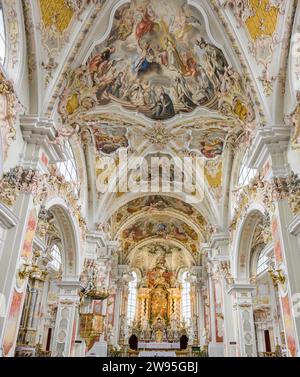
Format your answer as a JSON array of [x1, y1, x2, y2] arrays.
[[80, 258, 108, 289], [121, 216, 198, 243], [130, 242, 190, 272], [39, 0, 74, 33], [58, 0, 229, 121], [91, 124, 129, 154], [205, 160, 222, 190], [93, 300, 103, 315], [147, 256, 173, 289], [120, 215, 199, 256], [112, 195, 206, 232], [189, 129, 225, 159], [150, 287, 169, 321]]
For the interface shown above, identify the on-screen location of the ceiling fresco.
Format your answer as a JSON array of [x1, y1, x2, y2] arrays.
[[58, 0, 232, 121], [110, 195, 207, 235], [109, 195, 208, 258], [189, 128, 224, 158], [91, 123, 129, 154], [41, 0, 261, 262], [85, 115, 243, 165], [119, 214, 200, 255]]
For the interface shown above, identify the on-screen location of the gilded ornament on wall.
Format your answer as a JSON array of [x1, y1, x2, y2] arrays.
[[224, 0, 286, 96]]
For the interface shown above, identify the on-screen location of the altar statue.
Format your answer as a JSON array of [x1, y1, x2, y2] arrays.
[[155, 329, 163, 343]]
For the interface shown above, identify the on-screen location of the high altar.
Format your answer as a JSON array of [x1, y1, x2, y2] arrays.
[[132, 255, 182, 344]]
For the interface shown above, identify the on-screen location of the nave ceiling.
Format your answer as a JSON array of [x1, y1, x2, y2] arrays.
[[2, 0, 299, 272]]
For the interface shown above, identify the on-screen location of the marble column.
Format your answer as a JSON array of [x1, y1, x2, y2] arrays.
[[190, 266, 202, 345], [0, 193, 37, 355], [207, 267, 216, 344], [193, 281, 203, 346], [112, 265, 129, 344], [271, 199, 300, 355], [228, 284, 257, 357], [268, 274, 283, 349], [51, 281, 80, 357], [211, 233, 237, 356], [218, 264, 237, 356]]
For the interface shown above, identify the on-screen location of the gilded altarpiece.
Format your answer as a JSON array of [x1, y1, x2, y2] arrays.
[[135, 256, 181, 342]]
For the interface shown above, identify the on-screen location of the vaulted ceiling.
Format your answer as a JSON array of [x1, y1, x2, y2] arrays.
[[6, 0, 298, 272]]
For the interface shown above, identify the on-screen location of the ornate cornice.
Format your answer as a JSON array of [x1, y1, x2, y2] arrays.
[[247, 125, 291, 171], [0, 164, 87, 238], [227, 282, 256, 295], [210, 232, 230, 249], [20, 116, 64, 164]]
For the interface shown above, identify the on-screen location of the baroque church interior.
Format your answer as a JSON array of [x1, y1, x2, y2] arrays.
[[0, 0, 300, 358]]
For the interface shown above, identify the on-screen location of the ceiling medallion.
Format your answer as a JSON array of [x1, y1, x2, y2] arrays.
[[144, 122, 173, 146]]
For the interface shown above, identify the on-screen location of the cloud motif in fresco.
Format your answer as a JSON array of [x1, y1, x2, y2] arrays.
[[58, 0, 229, 121]]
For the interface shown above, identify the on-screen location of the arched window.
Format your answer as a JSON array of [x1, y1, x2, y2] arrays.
[[127, 272, 137, 324], [50, 244, 62, 271], [0, 2, 6, 65], [181, 271, 191, 324], [238, 153, 257, 187], [256, 250, 269, 276], [57, 141, 79, 197]]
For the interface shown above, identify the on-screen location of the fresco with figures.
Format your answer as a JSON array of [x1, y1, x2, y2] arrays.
[[120, 214, 200, 255], [91, 123, 129, 154], [58, 0, 229, 121], [111, 195, 207, 231]]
